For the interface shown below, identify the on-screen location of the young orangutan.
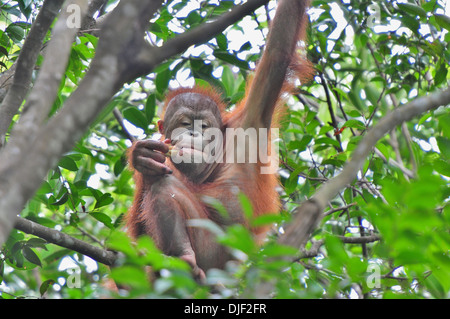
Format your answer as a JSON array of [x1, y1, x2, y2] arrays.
[[126, 0, 311, 279]]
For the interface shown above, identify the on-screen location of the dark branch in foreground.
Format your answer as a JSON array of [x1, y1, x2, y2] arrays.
[[14, 217, 120, 266]]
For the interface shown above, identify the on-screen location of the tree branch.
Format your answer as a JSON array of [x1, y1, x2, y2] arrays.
[[0, 62, 16, 107], [279, 87, 450, 252], [0, 0, 89, 181], [17, 0, 88, 134], [136, 0, 270, 79], [319, 72, 343, 152], [297, 234, 381, 259], [14, 217, 120, 266], [0, 0, 64, 147], [324, 202, 357, 216], [338, 234, 381, 244], [113, 107, 136, 143]]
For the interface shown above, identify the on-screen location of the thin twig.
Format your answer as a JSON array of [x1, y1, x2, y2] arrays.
[[318, 72, 343, 152], [324, 203, 357, 216], [113, 107, 136, 142]]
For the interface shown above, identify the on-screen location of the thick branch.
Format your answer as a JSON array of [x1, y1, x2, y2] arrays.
[[0, 0, 89, 181], [0, 0, 64, 147], [14, 217, 120, 266], [15, 1, 88, 136], [0, 63, 16, 106], [279, 86, 450, 251]]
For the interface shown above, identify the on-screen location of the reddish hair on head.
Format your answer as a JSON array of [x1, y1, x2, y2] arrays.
[[162, 86, 227, 118]]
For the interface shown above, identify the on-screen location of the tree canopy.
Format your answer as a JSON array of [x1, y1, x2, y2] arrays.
[[0, 0, 449, 299]]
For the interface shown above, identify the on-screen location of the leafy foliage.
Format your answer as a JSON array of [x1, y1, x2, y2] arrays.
[[0, 0, 449, 299]]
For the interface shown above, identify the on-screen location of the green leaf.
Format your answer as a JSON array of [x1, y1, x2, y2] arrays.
[[0, 260, 4, 282], [145, 94, 156, 123], [436, 136, 450, 158], [91, 98, 121, 128], [51, 192, 69, 206], [345, 109, 361, 118], [94, 193, 114, 209], [215, 34, 228, 50], [114, 213, 124, 229], [418, 112, 432, 125], [213, 50, 249, 70], [434, 61, 448, 86], [6, 23, 25, 42], [347, 257, 368, 282], [187, 219, 225, 238], [261, 242, 298, 258], [347, 90, 364, 110], [186, 10, 202, 26], [39, 279, 55, 296], [90, 212, 114, 229], [252, 213, 284, 227], [238, 193, 253, 220], [399, 14, 420, 33], [364, 84, 383, 109], [20, 0, 32, 8], [397, 3, 427, 19], [37, 181, 52, 195], [110, 266, 149, 289], [113, 155, 126, 176], [123, 107, 148, 130], [424, 273, 447, 298], [26, 238, 48, 250], [433, 159, 450, 176], [83, 33, 98, 47], [285, 165, 303, 194], [221, 65, 235, 96], [89, 187, 102, 201], [219, 224, 256, 255], [325, 235, 348, 267], [0, 46, 8, 57], [155, 68, 171, 94], [22, 246, 42, 267], [315, 137, 342, 149], [107, 231, 137, 258], [343, 119, 366, 130], [288, 134, 313, 152], [376, 142, 390, 161], [59, 156, 78, 171], [435, 14, 450, 31]]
